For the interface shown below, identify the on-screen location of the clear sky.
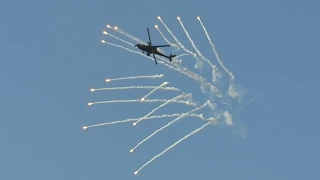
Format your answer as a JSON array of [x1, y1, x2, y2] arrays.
[[1, 0, 319, 179]]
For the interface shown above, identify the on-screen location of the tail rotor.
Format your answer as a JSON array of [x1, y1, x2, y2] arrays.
[[169, 54, 176, 62]]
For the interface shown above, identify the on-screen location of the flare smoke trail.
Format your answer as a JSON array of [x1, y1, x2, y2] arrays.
[[85, 16, 246, 175], [83, 113, 204, 129], [106, 25, 145, 44], [197, 17, 234, 80], [134, 113, 221, 175], [154, 25, 174, 46], [90, 86, 180, 92], [130, 101, 210, 152], [103, 31, 134, 46], [133, 93, 191, 126], [177, 17, 220, 83], [157, 16, 203, 69], [105, 74, 164, 82], [88, 99, 196, 106], [141, 82, 169, 100]]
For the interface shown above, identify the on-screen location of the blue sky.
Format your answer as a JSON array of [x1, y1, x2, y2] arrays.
[[1, 0, 319, 179]]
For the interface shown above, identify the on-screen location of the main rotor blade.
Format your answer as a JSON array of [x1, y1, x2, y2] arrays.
[[153, 53, 157, 64], [154, 45, 170, 48], [147, 28, 152, 45]]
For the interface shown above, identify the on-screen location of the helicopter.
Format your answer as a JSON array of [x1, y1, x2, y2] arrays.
[[134, 28, 176, 64]]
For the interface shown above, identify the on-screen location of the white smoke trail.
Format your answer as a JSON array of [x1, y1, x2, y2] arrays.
[[133, 93, 191, 126], [154, 25, 176, 47], [177, 17, 221, 83], [161, 17, 230, 96], [197, 17, 234, 81], [141, 82, 169, 101], [103, 31, 134, 46], [157, 16, 196, 57], [106, 25, 145, 44], [105, 74, 164, 82], [88, 99, 196, 106], [82, 113, 204, 130], [90, 86, 179, 92], [197, 16, 241, 98], [130, 101, 209, 152], [134, 120, 214, 175], [154, 25, 182, 61], [174, 54, 188, 59], [116, 27, 146, 44], [157, 17, 203, 68]]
